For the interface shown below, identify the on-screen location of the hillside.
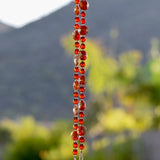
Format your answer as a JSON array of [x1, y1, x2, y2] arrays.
[[0, 22, 14, 34]]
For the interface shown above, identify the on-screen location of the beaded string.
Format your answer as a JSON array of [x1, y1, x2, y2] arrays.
[[71, 0, 89, 159]]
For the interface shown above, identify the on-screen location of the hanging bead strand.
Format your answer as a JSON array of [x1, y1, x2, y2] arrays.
[[71, 0, 81, 159], [78, 0, 89, 159]]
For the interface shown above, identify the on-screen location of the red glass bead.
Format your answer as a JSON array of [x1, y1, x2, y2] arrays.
[[80, 61, 85, 67], [75, 42, 80, 48], [81, 18, 86, 24], [71, 131, 79, 141], [79, 100, 86, 111], [75, 17, 80, 22], [72, 30, 80, 40], [81, 37, 86, 42], [74, 6, 80, 15], [74, 56, 79, 66], [75, 0, 80, 4], [80, 69, 85, 74], [73, 98, 79, 104], [80, 86, 85, 92], [78, 126, 87, 136], [73, 92, 79, 97], [74, 49, 79, 55], [73, 123, 78, 130], [79, 0, 89, 10], [74, 67, 79, 72], [80, 93, 85, 99], [80, 75, 86, 85], [79, 144, 85, 150], [79, 118, 84, 124], [73, 149, 78, 155], [80, 25, 88, 35], [80, 50, 87, 60], [74, 74, 79, 79], [80, 43, 86, 49], [80, 137, 85, 143], [79, 112, 84, 117], [74, 23, 80, 29], [73, 81, 79, 90], [73, 142, 78, 148], [73, 117, 79, 123], [81, 11, 86, 17]]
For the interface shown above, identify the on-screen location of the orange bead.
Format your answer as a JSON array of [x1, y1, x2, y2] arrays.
[[74, 6, 80, 15], [81, 11, 86, 17], [75, 42, 80, 48], [80, 75, 86, 85], [73, 149, 78, 155], [72, 30, 80, 40], [73, 106, 79, 115], [75, 0, 80, 4], [80, 25, 88, 35], [71, 131, 79, 141], [81, 37, 86, 42], [79, 112, 84, 118], [73, 117, 79, 123], [74, 56, 79, 66], [81, 18, 86, 24], [73, 142, 78, 148], [73, 81, 79, 90], [80, 86, 85, 92], [80, 93, 85, 99], [79, 0, 89, 10], [73, 123, 78, 130], [74, 74, 79, 79], [80, 43, 85, 49], [75, 17, 80, 22], [80, 68, 85, 74], [78, 126, 87, 136], [73, 92, 79, 97], [74, 23, 80, 29], [79, 100, 86, 111], [79, 144, 85, 150], [79, 119, 84, 124], [74, 67, 79, 72], [80, 50, 87, 60], [73, 98, 79, 104], [80, 61, 85, 67], [74, 49, 79, 54], [80, 137, 85, 143]]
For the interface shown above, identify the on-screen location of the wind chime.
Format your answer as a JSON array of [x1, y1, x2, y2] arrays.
[[71, 0, 89, 160]]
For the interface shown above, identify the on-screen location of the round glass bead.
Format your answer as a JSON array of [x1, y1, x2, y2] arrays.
[[80, 93, 85, 99], [74, 56, 79, 66], [74, 23, 80, 29], [79, 0, 89, 10], [73, 149, 78, 155], [80, 50, 87, 60], [73, 117, 79, 123], [78, 126, 87, 136], [79, 118, 84, 124], [81, 11, 86, 17], [75, 17, 80, 22], [73, 81, 79, 90], [80, 37, 86, 42], [75, 42, 80, 48], [72, 30, 80, 40], [74, 67, 79, 72], [79, 112, 84, 117], [73, 92, 79, 97], [73, 142, 78, 148], [73, 98, 79, 104], [74, 74, 79, 79], [81, 18, 86, 24], [80, 86, 85, 92], [80, 137, 85, 143], [73, 123, 78, 130], [80, 61, 85, 67], [80, 43, 85, 49], [80, 68, 85, 74], [75, 0, 80, 4], [80, 25, 88, 35], [74, 49, 79, 55], [79, 144, 85, 150], [80, 75, 86, 85], [71, 131, 79, 140], [79, 100, 86, 111], [74, 6, 80, 15]]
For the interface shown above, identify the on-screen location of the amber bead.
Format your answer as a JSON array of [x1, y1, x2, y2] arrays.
[[73, 92, 79, 97], [74, 56, 79, 66], [73, 81, 79, 90], [75, 0, 80, 4], [80, 25, 88, 35], [74, 23, 80, 29], [80, 69, 85, 74], [75, 42, 80, 48], [78, 126, 87, 136], [81, 11, 86, 17], [73, 142, 78, 148], [73, 116, 79, 123], [80, 86, 85, 92], [80, 61, 85, 67], [80, 137, 85, 143], [73, 149, 78, 155], [80, 50, 87, 60], [72, 30, 80, 40], [81, 18, 86, 24], [79, 144, 85, 150], [75, 17, 80, 22], [79, 119, 84, 124], [74, 6, 80, 15], [71, 131, 79, 141], [79, 112, 84, 118], [80, 93, 85, 99], [80, 75, 86, 85], [79, 100, 86, 111], [74, 67, 79, 72], [80, 43, 85, 49], [73, 123, 78, 130], [73, 98, 79, 104], [81, 37, 86, 42], [74, 74, 79, 79], [79, 0, 89, 10]]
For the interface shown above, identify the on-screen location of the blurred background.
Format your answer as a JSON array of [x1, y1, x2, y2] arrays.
[[0, 0, 160, 159]]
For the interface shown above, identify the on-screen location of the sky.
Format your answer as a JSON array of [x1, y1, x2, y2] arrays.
[[0, 0, 72, 28]]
